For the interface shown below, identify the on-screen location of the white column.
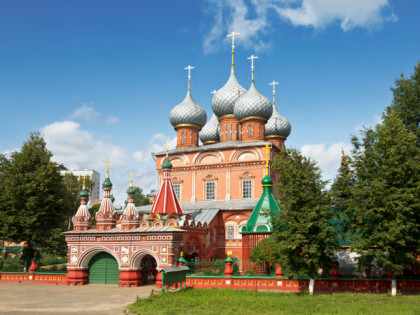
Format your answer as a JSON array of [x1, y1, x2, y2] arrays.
[[225, 169, 231, 200], [191, 171, 196, 202]]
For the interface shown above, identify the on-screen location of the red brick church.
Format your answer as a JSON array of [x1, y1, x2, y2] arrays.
[[65, 33, 291, 286]]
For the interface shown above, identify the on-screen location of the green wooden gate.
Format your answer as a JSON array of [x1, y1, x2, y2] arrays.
[[88, 252, 120, 284]]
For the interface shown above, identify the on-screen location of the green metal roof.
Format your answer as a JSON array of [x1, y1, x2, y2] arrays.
[[240, 175, 280, 234]]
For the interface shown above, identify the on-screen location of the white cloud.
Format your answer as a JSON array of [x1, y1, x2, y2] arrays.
[[275, 0, 396, 31], [301, 141, 352, 182], [204, 0, 396, 53], [68, 104, 99, 121], [41, 120, 128, 171], [106, 116, 120, 124]]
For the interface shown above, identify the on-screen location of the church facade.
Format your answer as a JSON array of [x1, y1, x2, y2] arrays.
[[65, 34, 291, 286]]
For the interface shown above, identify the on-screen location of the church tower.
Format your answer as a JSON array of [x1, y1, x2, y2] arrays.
[[72, 176, 92, 232], [170, 65, 207, 149]]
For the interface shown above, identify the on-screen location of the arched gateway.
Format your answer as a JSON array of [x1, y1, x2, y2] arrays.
[[88, 252, 119, 284]]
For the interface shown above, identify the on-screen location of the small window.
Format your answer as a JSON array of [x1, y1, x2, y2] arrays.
[[236, 124, 240, 139], [226, 225, 235, 240], [173, 184, 181, 200], [227, 124, 231, 140], [242, 180, 252, 199], [206, 181, 215, 200], [249, 126, 252, 137], [181, 133, 185, 144]]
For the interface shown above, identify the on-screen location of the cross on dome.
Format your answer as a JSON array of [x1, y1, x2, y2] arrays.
[[164, 140, 171, 156], [129, 172, 134, 187], [82, 176, 87, 189], [105, 158, 111, 178], [227, 31, 240, 67], [184, 65, 195, 91], [247, 55, 258, 80], [269, 81, 279, 104], [264, 144, 272, 175]]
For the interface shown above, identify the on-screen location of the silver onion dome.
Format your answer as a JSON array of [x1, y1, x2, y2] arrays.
[[211, 67, 247, 117], [233, 81, 273, 122], [200, 114, 220, 144], [265, 104, 291, 138], [169, 90, 207, 128]]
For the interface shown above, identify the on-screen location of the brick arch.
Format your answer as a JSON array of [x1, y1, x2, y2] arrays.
[[169, 154, 188, 166], [131, 249, 161, 269], [78, 247, 120, 268], [230, 148, 262, 162], [193, 151, 224, 165]]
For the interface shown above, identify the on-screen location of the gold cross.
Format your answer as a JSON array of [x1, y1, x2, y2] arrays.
[[81, 176, 87, 189], [164, 140, 171, 156], [129, 172, 134, 187], [105, 158, 111, 178], [265, 144, 272, 175]]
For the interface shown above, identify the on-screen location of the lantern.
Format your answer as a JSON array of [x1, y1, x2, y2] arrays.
[[2, 248, 8, 260], [19, 247, 25, 259]]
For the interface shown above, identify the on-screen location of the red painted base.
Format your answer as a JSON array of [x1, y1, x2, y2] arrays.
[[66, 269, 88, 286], [118, 270, 142, 287]]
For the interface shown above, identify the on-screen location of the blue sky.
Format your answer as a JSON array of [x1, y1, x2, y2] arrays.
[[1, 0, 419, 205]]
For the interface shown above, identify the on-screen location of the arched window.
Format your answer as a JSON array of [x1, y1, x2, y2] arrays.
[[227, 124, 231, 140]]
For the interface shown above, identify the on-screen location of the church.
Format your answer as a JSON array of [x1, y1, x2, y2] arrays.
[[64, 32, 291, 286]]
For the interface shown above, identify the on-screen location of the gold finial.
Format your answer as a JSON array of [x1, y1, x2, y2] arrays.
[[265, 144, 272, 176], [269, 81, 279, 105], [227, 31, 240, 67], [105, 158, 111, 178], [180, 251, 184, 257], [184, 65, 195, 91], [129, 173, 134, 187], [247, 55, 258, 81], [164, 140, 171, 157], [82, 176, 87, 190], [210, 90, 217, 98]]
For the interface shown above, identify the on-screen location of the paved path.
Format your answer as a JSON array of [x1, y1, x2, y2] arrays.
[[0, 282, 155, 314]]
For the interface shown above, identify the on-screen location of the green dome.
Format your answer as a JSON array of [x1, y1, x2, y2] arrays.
[[110, 194, 115, 203], [262, 175, 273, 186], [102, 177, 112, 189], [162, 156, 172, 170], [127, 186, 136, 196], [79, 189, 89, 199]]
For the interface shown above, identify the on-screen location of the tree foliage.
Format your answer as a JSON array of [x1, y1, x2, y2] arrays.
[[347, 110, 420, 276], [0, 133, 67, 254], [389, 62, 420, 143], [268, 147, 338, 278], [124, 186, 150, 207]]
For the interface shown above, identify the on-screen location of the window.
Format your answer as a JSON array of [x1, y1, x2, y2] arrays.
[[242, 180, 252, 199], [236, 124, 240, 139], [227, 124, 231, 140], [249, 126, 252, 137], [173, 184, 181, 200], [181, 133, 185, 144], [206, 181, 215, 200], [226, 225, 235, 240]]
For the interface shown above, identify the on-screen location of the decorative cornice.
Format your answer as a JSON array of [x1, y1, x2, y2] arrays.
[[219, 114, 236, 120], [174, 124, 201, 131], [203, 140, 219, 145], [265, 135, 286, 140], [240, 116, 267, 123]]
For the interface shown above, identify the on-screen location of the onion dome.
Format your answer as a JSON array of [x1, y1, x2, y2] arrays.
[[121, 174, 139, 229], [234, 81, 273, 122], [162, 156, 172, 169], [265, 104, 291, 138], [127, 185, 136, 196], [102, 177, 112, 189], [169, 90, 207, 129], [79, 189, 89, 199], [199, 114, 220, 144], [262, 175, 273, 186], [211, 67, 247, 117]]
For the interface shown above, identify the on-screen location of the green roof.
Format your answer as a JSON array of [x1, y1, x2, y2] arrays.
[[102, 177, 113, 189], [162, 156, 172, 170], [240, 175, 280, 234]]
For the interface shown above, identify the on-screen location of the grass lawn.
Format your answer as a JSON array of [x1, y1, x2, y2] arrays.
[[127, 288, 420, 315]]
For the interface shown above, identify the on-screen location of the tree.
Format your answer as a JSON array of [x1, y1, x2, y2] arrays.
[[349, 110, 420, 295], [389, 62, 420, 143], [0, 132, 68, 255], [271, 147, 338, 294], [124, 186, 150, 207], [249, 236, 279, 275], [62, 173, 94, 230]]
